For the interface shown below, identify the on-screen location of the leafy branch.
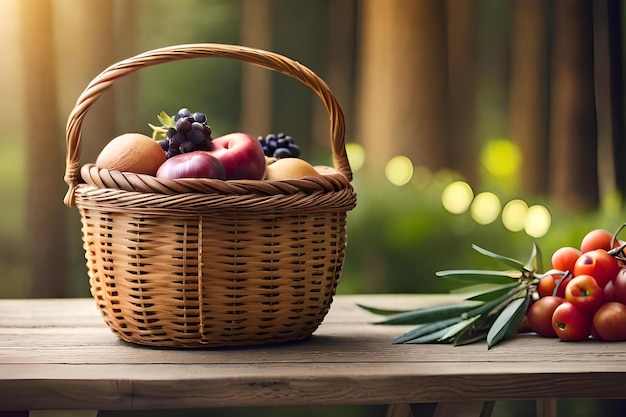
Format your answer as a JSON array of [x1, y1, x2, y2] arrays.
[[359, 242, 544, 349]]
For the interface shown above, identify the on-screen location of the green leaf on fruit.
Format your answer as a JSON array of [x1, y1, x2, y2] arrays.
[[149, 111, 176, 141], [157, 111, 175, 128]]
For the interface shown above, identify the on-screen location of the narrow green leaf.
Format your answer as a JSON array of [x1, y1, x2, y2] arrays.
[[472, 244, 529, 272], [356, 304, 412, 316], [486, 293, 531, 349], [373, 302, 481, 325], [464, 283, 526, 318], [463, 282, 520, 302], [453, 326, 489, 346], [524, 241, 540, 273], [392, 316, 462, 344], [404, 318, 476, 344], [436, 269, 520, 284], [438, 316, 479, 342]]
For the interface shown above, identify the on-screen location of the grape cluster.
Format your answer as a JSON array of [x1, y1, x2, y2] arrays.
[[258, 133, 301, 159], [157, 108, 213, 159]]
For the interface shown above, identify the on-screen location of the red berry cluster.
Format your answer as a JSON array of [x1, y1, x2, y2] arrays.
[[527, 228, 626, 342]]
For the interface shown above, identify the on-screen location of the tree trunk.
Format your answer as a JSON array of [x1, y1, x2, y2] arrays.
[[54, 0, 117, 165], [593, 0, 626, 203], [356, 0, 449, 175], [19, 0, 69, 297], [549, 0, 598, 211], [312, 0, 357, 151], [54, 0, 117, 296], [509, 0, 549, 196], [446, 0, 479, 184], [113, 0, 139, 135], [240, 0, 272, 136]]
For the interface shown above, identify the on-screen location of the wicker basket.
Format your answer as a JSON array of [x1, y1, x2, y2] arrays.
[[63, 44, 356, 348]]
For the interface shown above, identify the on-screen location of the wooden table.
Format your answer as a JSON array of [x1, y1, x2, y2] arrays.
[[1, 294, 626, 417]]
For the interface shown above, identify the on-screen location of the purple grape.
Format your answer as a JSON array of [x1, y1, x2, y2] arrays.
[[288, 143, 300, 157], [273, 148, 292, 159], [158, 139, 170, 151], [176, 117, 192, 133], [169, 132, 185, 148], [177, 108, 191, 119], [187, 129, 205, 145], [166, 127, 177, 138], [203, 125, 212, 139], [179, 141, 195, 154], [193, 112, 207, 123]]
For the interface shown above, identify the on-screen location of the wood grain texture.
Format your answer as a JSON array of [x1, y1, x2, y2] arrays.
[[1, 295, 626, 411]]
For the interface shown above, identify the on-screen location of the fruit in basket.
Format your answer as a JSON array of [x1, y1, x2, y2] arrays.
[[96, 133, 166, 176], [527, 296, 565, 337], [552, 302, 592, 342], [258, 132, 301, 159], [208, 132, 266, 180], [264, 157, 320, 180], [314, 165, 338, 175], [156, 151, 226, 180], [564, 275, 605, 315], [150, 109, 213, 159], [591, 302, 626, 341]]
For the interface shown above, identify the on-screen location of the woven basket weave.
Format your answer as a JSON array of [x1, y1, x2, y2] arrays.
[[63, 43, 357, 348]]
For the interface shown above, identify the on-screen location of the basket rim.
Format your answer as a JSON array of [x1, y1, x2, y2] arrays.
[[64, 43, 353, 208]]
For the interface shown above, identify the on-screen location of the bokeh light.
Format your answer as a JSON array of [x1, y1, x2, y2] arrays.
[[345, 142, 365, 173], [470, 192, 501, 225], [524, 205, 551, 238], [442, 180, 474, 214], [502, 199, 529, 232], [385, 155, 414, 186], [482, 139, 521, 177]]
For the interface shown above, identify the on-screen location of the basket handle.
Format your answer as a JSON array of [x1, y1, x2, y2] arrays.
[[64, 43, 352, 206]]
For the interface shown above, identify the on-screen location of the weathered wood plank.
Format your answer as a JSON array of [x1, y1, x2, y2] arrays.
[[1, 296, 626, 411]]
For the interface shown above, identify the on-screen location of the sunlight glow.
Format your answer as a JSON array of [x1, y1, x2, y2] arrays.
[[345, 142, 365, 173], [385, 155, 414, 186], [524, 205, 551, 238], [442, 181, 474, 214], [502, 199, 528, 232], [482, 139, 521, 177], [470, 192, 501, 225]]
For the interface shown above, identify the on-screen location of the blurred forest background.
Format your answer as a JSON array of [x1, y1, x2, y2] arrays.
[[2, 0, 626, 416]]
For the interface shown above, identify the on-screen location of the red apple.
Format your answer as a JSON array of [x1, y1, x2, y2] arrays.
[[554, 273, 573, 298], [208, 132, 266, 180], [564, 275, 605, 316], [156, 151, 226, 180], [573, 249, 621, 288], [552, 302, 592, 342], [606, 268, 626, 304], [592, 302, 626, 341], [527, 296, 565, 337]]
